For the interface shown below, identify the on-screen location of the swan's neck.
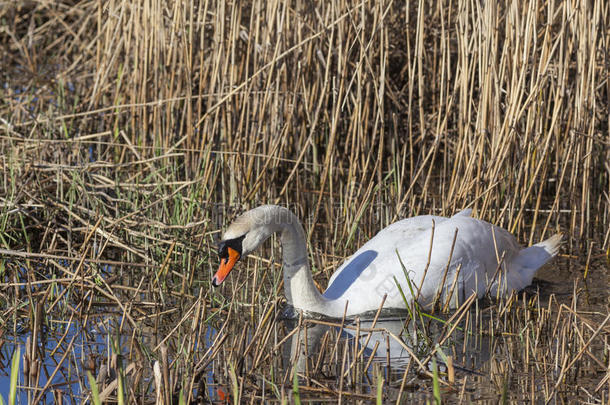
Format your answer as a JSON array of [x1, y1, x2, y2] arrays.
[[275, 210, 328, 314]]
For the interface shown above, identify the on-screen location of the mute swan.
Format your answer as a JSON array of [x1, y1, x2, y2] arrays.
[[212, 205, 561, 318]]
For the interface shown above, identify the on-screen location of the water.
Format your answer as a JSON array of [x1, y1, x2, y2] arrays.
[[1, 252, 608, 403]]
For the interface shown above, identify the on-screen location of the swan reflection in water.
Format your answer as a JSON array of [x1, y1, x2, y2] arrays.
[[281, 310, 491, 379]]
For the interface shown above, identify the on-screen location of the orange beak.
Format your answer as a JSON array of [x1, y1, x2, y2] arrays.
[[212, 247, 240, 287]]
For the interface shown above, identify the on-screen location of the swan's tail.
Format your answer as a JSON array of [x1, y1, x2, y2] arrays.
[[513, 233, 563, 282]]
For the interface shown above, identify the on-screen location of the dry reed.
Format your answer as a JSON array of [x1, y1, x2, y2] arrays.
[[0, 0, 608, 403]]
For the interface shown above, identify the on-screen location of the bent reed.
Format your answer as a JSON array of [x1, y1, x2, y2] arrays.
[[1, 0, 608, 403]]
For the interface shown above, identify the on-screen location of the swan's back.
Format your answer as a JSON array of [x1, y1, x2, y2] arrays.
[[322, 209, 560, 315]]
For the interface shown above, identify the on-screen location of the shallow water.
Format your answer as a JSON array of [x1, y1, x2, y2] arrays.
[[1, 251, 608, 403]]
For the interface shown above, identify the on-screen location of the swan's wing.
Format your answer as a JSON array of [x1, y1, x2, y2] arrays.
[[322, 214, 530, 315], [365, 214, 450, 239], [452, 208, 472, 217], [324, 215, 449, 303]]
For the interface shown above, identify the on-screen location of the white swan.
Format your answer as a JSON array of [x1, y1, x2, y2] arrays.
[[212, 205, 561, 318]]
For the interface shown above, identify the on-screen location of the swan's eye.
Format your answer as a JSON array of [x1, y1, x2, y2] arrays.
[[218, 244, 229, 260], [217, 234, 246, 260]]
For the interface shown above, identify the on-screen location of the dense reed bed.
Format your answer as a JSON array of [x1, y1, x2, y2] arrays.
[[1, 0, 608, 403]]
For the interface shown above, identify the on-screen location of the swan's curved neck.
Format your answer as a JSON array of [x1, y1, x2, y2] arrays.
[[265, 207, 328, 314]]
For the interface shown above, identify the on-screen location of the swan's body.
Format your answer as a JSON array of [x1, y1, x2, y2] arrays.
[[213, 205, 561, 318]]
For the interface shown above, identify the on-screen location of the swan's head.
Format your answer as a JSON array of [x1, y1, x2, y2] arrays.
[[212, 206, 280, 287]]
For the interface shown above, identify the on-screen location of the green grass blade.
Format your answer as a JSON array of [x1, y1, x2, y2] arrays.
[[432, 358, 441, 405], [393, 275, 414, 321], [292, 368, 301, 405], [376, 367, 384, 405], [229, 362, 239, 405], [87, 371, 101, 405], [395, 250, 427, 331], [178, 387, 186, 405], [9, 346, 20, 405]]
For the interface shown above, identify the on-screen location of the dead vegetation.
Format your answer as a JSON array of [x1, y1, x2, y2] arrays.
[[0, 0, 608, 403]]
